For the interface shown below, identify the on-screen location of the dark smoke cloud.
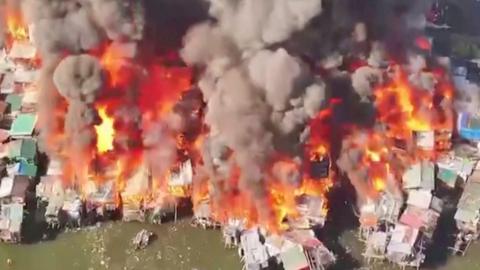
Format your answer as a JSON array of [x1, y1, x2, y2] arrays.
[[181, 0, 328, 222]]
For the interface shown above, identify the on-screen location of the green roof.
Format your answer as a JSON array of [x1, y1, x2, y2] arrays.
[[20, 139, 36, 160], [5, 94, 23, 112], [19, 160, 37, 177], [9, 114, 36, 137], [9, 139, 37, 161]]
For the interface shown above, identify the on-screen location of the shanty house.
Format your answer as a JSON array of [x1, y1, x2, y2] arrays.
[[9, 113, 37, 139], [222, 218, 244, 248], [21, 89, 38, 113], [239, 228, 271, 270], [167, 159, 193, 198], [62, 189, 83, 227], [121, 165, 149, 222], [283, 230, 336, 270], [6, 139, 38, 177], [0, 203, 23, 243], [5, 93, 23, 114], [295, 195, 327, 227], [376, 193, 403, 224], [86, 180, 118, 216], [0, 175, 31, 204], [36, 176, 64, 227], [455, 181, 480, 233], [192, 198, 219, 229], [363, 231, 388, 264], [386, 224, 423, 267], [8, 138, 37, 162], [0, 176, 31, 243], [402, 161, 435, 190], [406, 190, 433, 210], [8, 41, 36, 61]]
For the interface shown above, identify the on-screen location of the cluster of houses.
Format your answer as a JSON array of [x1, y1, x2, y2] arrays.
[[356, 136, 480, 269], [0, 38, 40, 243], [217, 219, 335, 270]]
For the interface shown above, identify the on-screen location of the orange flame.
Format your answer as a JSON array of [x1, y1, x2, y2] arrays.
[[95, 106, 115, 153], [375, 68, 433, 138], [6, 9, 28, 42]]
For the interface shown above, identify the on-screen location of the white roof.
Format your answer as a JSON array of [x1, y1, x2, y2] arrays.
[[13, 68, 37, 83], [407, 190, 432, 209], [389, 224, 419, 247], [455, 208, 479, 224], [22, 90, 39, 104], [403, 163, 421, 189], [0, 73, 14, 94], [8, 41, 36, 60], [0, 177, 14, 198]]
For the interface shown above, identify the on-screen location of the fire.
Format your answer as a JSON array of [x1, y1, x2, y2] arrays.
[[6, 9, 28, 42], [100, 44, 132, 87], [373, 177, 386, 192], [375, 66, 454, 142], [95, 106, 115, 153], [375, 69, 433, 138]]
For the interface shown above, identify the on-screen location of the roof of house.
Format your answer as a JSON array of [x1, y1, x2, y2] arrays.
[[402, 161, 434, 190], [11, 175, 30, 198], [458, 182, 480, 214], [0, 73, 14, 94], [13, 69, 37, 84], [9, 113, 37, 137], [407, 190, 432, 209], [0, 177, 14, 198], [22, 90, 38, 105], [8, 41, 36, 60], [6, 94, 23, 112], [0, 203, 23, 233], [37, 175, 63, 199], [8, 139, 37, 160], [280, 244, 309, 270], [18, 160, 37, 177]]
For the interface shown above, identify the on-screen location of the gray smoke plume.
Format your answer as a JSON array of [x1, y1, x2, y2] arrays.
[[52, 54, 105, 183], [182, 0, 327, 222], [17, 0, 148, 188]]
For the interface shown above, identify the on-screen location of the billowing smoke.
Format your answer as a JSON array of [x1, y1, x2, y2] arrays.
[[181, 0, 327, 223], [52, 54, 105, 182], [20, 0, 145, 181]]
